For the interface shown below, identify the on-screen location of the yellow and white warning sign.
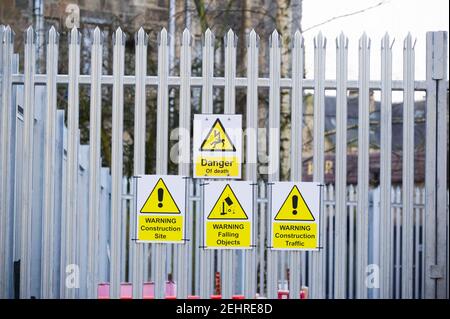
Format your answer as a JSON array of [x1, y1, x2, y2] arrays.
[[193, 114, 242, 179], [136, 175, 186, 243], [271, 182, 320, 250], [203, 182, 253, 249]]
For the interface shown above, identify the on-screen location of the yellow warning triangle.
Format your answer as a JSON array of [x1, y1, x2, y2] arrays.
[[207, 184, 248, 220], [274, 185, 315, 221], [140, 178, 181, 214], [200, 119, 236, 152]]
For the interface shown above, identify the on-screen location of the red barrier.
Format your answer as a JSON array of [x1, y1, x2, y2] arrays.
[[120, 283, 133, 299], [277, 290, 289, 299], [210, 294, 222, 299], [143, 282, 155, 299], [165, 295, 177, 299], [97, 283, 110, 299], [187, 295, 200, 299], [232, 295, 245, 299], [97, 283, 133, 299], [300, 286, 308, 299]]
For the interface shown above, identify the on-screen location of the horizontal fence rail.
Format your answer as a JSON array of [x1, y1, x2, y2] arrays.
[[0, 25, 448, 299]]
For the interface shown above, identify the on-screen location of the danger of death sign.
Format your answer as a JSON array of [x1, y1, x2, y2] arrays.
[[203, 181, 253, 249], [193, 114, 242, 179], [270, 182, 321, 250], [135, 175, 187, 243]]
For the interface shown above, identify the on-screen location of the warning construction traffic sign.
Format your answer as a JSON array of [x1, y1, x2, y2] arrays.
[[274, 185, 315, 221], [193, 114, 242, 179], [136, 175, 186, 243], [271, 182, 320, 250], [203, 182, 253, 249]]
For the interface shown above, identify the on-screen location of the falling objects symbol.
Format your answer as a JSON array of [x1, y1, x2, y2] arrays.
[[292, 195, 298, 215], [221, 196, 234, 215], [157, 187, 164, 208]]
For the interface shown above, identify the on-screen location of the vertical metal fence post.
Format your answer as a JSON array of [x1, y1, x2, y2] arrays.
[[131, 27, 148, 299], [63, 27, 80, 299], [311, 32, 326, 299], [222, 29, 237, 299], [0, 25, 14, 299], [154, 28, 169, 299], [356, 33, 370, 299], [402, 34, 415, 299], [87, 27, 102, 299], [424, 31, 448, 299], [199, 28, 214, 299], [379, 33, 393, 299], [245, 29, 259, 299], [289, 30, 304, 300], [348, 185, 356, 298], [334, 32, 348, 299], [177, 28, 192, 299], [267, 30, 281, 299], [433, 32, 448, 300], [41, 26, 59, 299], [259, 181, 266, 296], [20, 27, 36, 299], [110, 27, 125, 299]]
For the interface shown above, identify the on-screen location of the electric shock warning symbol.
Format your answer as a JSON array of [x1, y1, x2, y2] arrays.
[[200, 119, 236, 152], [274, 185, 315, 221], [140, 178, 181, 214], [207, 184, 248, 220]]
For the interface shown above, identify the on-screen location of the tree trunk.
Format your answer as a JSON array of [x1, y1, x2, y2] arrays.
[[277, 0, 293, 180]]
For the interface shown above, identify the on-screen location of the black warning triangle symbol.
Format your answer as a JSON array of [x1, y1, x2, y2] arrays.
[[200, 119, 236, 152], [274, 185, 315, 221], [207, 184, 248, 220], [140, 178, 181, 214]]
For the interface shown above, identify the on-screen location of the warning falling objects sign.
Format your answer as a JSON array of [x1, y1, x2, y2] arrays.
[[136, 175, 186, 243], [203, 182, 253, 249], [207, 184, 248, 220], [271, 182, 320, 251], [193, 114, 242, 179]]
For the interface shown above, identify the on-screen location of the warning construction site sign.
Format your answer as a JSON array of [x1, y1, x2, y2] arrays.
[[203, 181, 253, 249], [135, 175, 186, 243], [270, 182, 320, 250], [193, 114, 242, 179]]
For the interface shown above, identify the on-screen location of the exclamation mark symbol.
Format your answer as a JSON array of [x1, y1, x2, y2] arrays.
[[292, 195, 298, 215], [158, 188, 164, 208]]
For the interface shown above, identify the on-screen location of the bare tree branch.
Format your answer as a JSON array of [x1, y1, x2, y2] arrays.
[[303, 0, 389, 33]]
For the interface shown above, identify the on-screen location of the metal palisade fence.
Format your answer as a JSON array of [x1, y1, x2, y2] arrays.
[[0, 25, 448, 299]]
